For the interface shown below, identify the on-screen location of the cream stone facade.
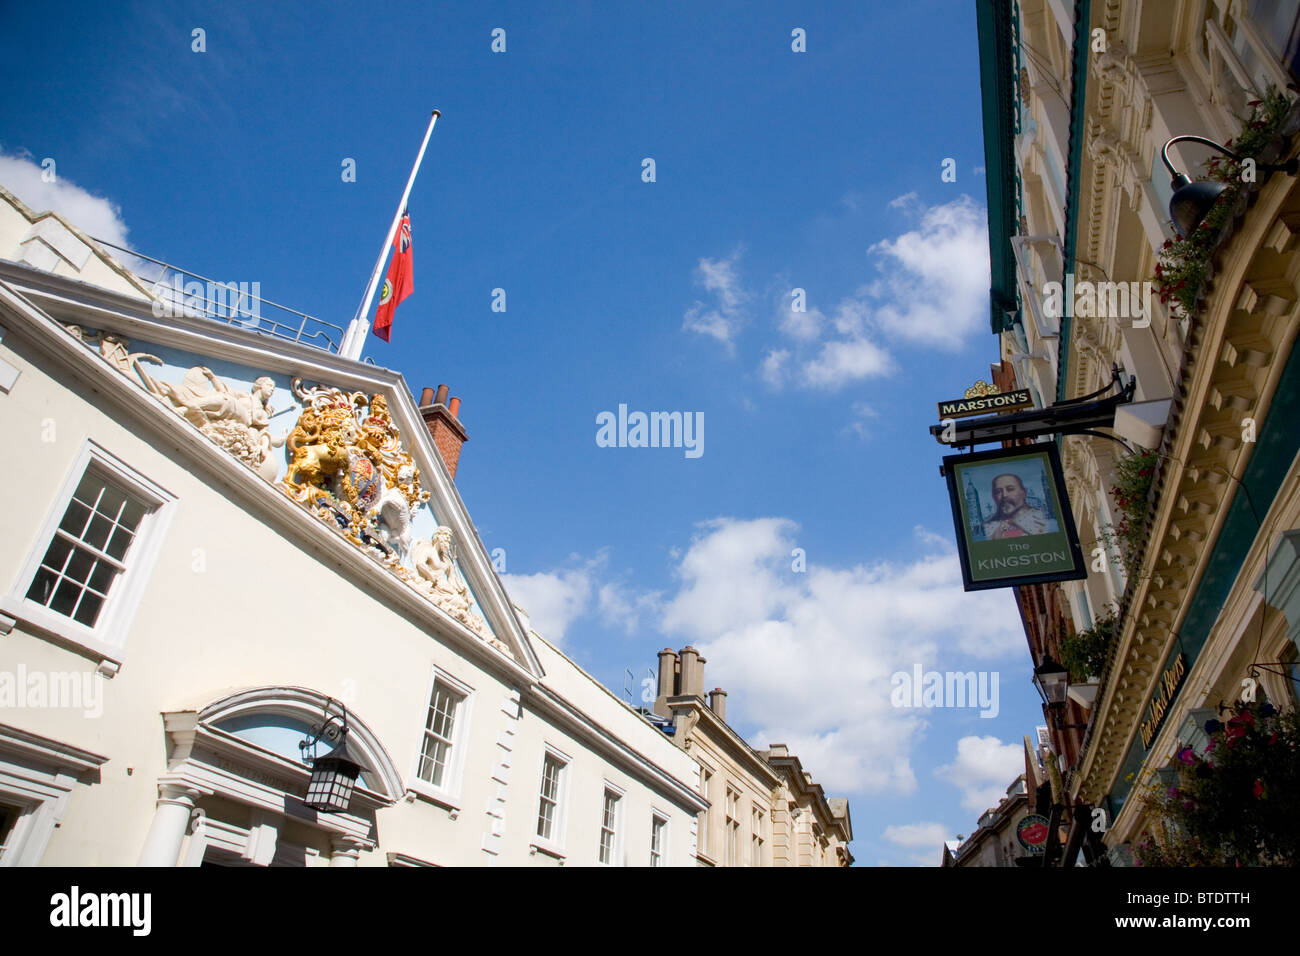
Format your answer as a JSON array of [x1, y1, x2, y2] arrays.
[[0, 186, 708, 867], [652, 647, 852, 866], [978, 0, 1300, 863]]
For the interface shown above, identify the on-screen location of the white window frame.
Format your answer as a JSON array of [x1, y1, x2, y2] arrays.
[[751, 806, 765, 866], [724, 785, 741, 867], [1, 440, 176, 671], [531, 744, 571, 856], [697, 763, 713, 858], [597, 781, 625, 866], [0, 724, 107, 866], [409, 666, 474, 809], [650, 811, 669, 867]]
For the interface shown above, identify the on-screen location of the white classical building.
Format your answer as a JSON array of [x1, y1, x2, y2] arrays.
[[0, 185, 706, 866]]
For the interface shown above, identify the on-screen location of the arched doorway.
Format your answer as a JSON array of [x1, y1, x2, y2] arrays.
[[139, 687, 403, 867]]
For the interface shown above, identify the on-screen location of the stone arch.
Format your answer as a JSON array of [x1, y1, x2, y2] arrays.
[[198, 685, 404, 802]]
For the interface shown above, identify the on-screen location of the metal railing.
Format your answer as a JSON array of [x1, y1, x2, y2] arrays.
[[92, 238, 345, 354]]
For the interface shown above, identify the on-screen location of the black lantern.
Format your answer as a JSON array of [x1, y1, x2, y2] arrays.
[[1033, 656, 1089, 731], [1032, 656, 1070, 710], [1161, 134, 1298, 237], [300, 700, 362, 814]]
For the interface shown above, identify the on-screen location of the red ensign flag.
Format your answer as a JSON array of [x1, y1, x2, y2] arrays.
[[372, 213, 412, 341]]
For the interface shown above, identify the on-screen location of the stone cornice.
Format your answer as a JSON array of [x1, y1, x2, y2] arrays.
[[523, 685, 707, 813], [1072, 169, 1300, 805], [0, 721, 109, 774], [667, 695, 781, 789]]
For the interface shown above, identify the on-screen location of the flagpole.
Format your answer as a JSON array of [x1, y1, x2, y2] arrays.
[[341, 109, 440, 360]]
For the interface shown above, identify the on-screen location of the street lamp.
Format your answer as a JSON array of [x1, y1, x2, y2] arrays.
[[299, 699, 362, 814], [1033, 656, 1088, 731], [1032, 656, 1070, 708], [1160, 134, 1299, 237]]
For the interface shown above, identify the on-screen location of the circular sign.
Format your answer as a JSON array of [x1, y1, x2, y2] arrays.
[[1017, 814, 1051, 853]]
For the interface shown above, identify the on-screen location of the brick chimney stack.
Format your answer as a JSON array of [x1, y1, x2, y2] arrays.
[[418, 384, 469, 479]]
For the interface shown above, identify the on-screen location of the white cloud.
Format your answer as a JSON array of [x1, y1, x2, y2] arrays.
[[683, 250, 748, 350], [597, 580, 661, 635], [779, 303, 824, 342], [887, 191, 919, 209], [501, 567, 593, 646], [799, 335, 892, 389], [0, 150, 132, 249], [759, 348, 790, 388], [882, 821, 952, 866], [844, 401, 879, 440], [934, 735, 1024, 813], [832, 299, 869, 336], [658, 520, 1023, 795], [864, 195, 989, 348], [883, 821, 951, 847]]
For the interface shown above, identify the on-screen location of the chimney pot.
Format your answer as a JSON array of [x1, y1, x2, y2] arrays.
[[678, 646, 704, 699], [708, 687, 728, 721], [434, 384, 449, 406], [419, 387, 435, 406], [448, 396, 461, 419], [654, 648, 679, 717]]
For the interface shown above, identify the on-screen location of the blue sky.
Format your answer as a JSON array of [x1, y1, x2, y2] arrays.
[[1, 0, 1045, 865]]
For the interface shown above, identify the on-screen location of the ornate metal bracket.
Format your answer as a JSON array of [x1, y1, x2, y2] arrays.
[[931, 366, 1135, 453]]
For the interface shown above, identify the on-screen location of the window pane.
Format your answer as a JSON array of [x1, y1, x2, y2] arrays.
[[64, 547, 95, 585], [87, 561, 116, 595], [26, 566, 58, 605], [72, 473, 102, 507], [51, 579, 81, 616], [59, 499, 92, 538], [118, 497, 147, 533], [83, 514, 113, 550], [40, 536, 74, 574], [106, 527, 136, 561], [418, 738, 448, 787], [73, 591, 105, 626], [96, 484, 127, 524]]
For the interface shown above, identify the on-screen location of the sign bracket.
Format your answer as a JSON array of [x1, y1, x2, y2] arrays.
[[931, 366, 1136, 457]]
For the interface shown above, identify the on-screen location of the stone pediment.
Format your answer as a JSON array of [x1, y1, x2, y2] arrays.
[[0, 266, 540, 674]]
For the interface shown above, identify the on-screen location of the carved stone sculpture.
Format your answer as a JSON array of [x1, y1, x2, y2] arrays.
[[63, 325, 285, 481], [370, 464, 417, 560], [153, 367, 284, 481], [411, 526, 489, 637]]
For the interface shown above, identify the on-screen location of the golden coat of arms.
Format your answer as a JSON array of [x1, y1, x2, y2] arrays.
[[284, 380, 429, 562]]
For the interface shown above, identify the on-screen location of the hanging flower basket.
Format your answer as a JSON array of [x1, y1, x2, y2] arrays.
[[1133, 700, 1300, 866]]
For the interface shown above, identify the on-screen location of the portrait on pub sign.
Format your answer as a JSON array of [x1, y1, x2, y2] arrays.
[[943, 442, 1086, 591]]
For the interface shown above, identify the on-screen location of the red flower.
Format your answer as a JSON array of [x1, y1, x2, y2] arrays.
[[1253, 779, 1266, 798]]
